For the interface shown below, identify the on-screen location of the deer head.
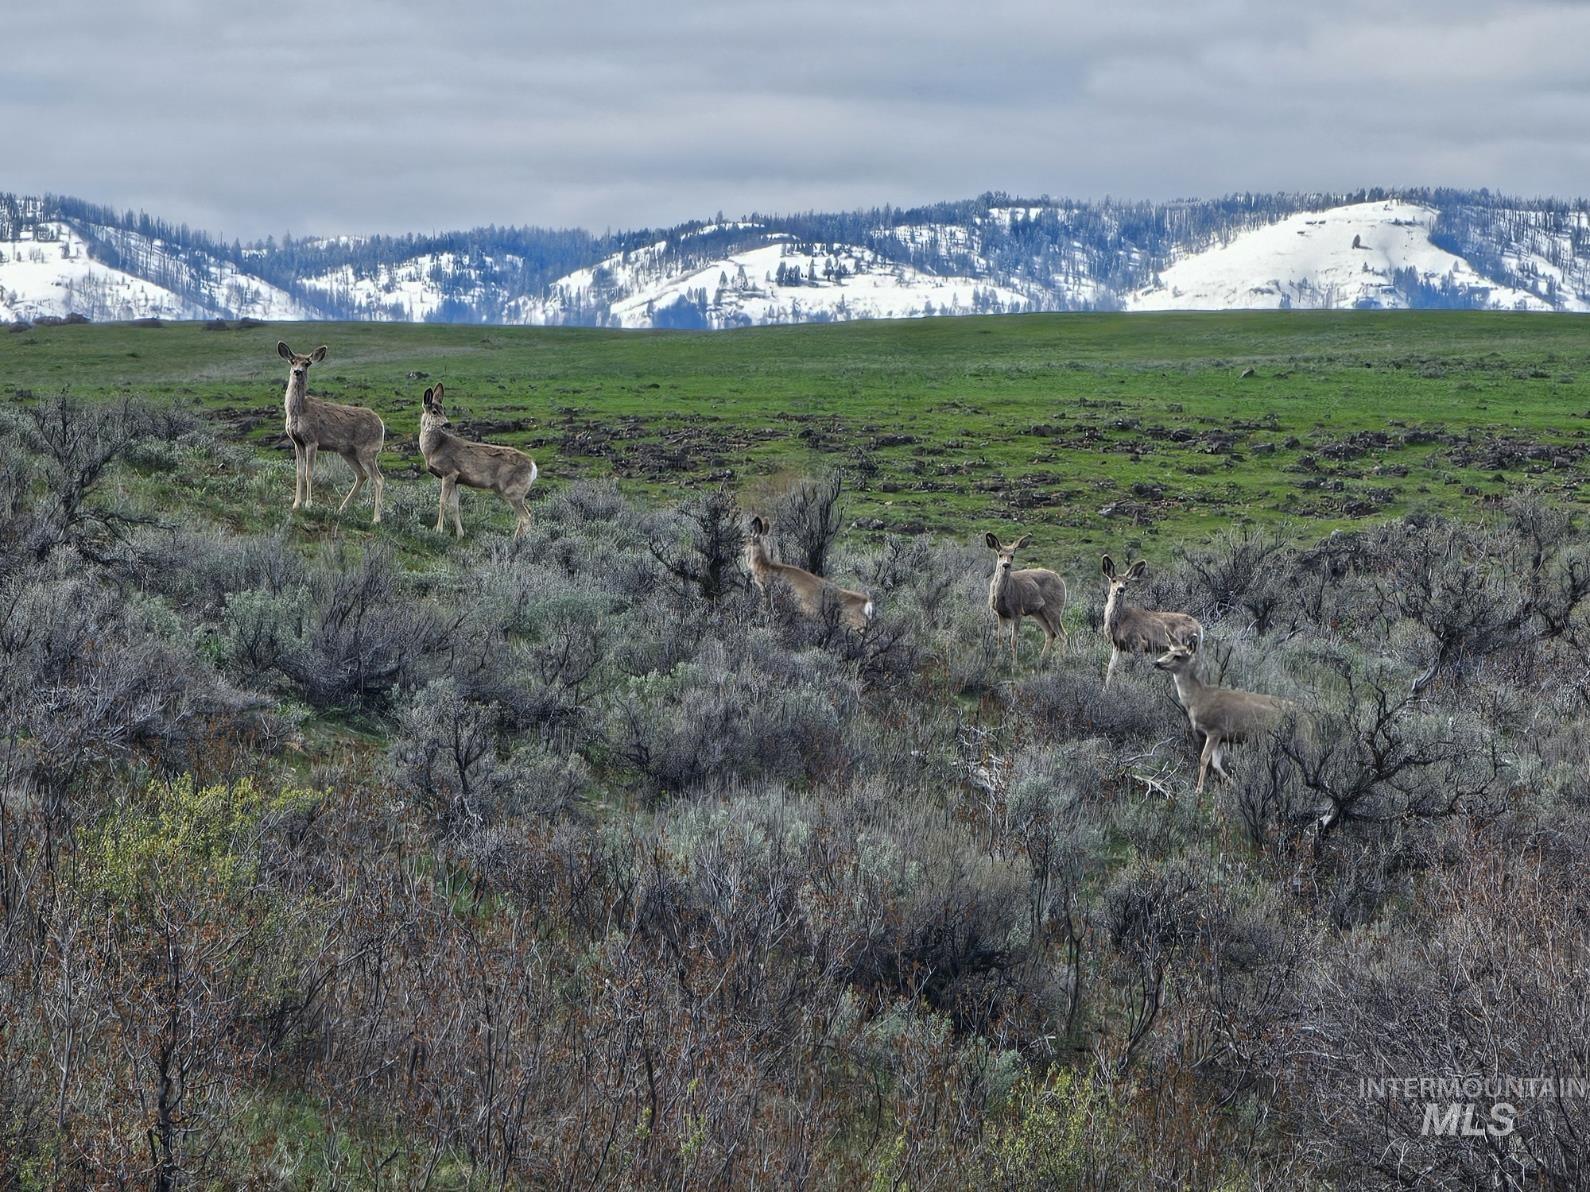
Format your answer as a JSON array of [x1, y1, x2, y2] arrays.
[[1101, 554, 1148, 598], [1152, 643, 1199, 674], [985, 532, 1032, 578], [277, 341, 327, 392], [421, 382, 452, 433], [743, 516, 778, 572]]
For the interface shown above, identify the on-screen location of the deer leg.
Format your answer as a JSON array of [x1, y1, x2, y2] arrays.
[[291, 441, 305, 510], [1009, 618, 1020, 666], [337, 453, 366, 513], [1196, 734, 1219, 794], [1054, 613, 1070, 653], [366, 453, 384, 524], [1211, 740, 1232, 783], [435, 476, 452, 533], [449, 484, 464, 539], [1104, 647, 1122, 688], [509, 494, 530, 540], [302, 443, 318, 508]]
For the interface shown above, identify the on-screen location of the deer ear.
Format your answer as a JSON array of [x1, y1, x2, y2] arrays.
[[430, 381, 443, 402], [309, 346, 328, 363], [984, 532, 1000, 550], [1127, 559, 1148, 578], [1014, 534, 1032, 550], [423, 387, 434, 408], [277, 341, 293, 360], [1101, 554, 1115, 578], [750, 516, 766, 534]]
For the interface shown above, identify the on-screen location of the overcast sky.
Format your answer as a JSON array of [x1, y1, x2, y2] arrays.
[[6, 1, 1588, 240]]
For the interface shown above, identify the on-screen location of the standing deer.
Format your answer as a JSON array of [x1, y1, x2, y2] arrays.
[[277, 342, 385, 522], [1153, 644, 1298, 792], [984, 532, 1069, 664], [1101, 555, 1203, 687], [418, 383, 538, 539], [743, 516, 873, 629]]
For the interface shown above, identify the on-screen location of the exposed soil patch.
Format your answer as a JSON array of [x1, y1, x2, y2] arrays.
[[1441, 434, 1587, 471]]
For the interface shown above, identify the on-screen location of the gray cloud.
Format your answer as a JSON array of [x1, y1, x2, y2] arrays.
[[5, 1, 1585, 239]]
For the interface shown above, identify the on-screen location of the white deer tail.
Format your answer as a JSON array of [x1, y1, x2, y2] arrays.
[[864, 599, 875, 620], [529, 459, 539, 487]]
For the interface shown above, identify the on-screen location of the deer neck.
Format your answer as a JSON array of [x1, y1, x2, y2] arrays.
[[1169, 665, 1207, 711], [283, 376, 309, 423], [744, 538, 774, 580], [1103, 584, 1129, 636], [989, 566, 1012, 611], [419, 420, 449, 460]]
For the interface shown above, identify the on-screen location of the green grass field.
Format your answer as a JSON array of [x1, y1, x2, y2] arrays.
[[5, 310, 1587, 559]]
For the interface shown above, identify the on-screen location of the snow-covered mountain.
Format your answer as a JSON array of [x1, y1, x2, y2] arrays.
[[509, 232, 1039, 328], [0, 198, 314, 323], [3, 189, 1589, 327], [1128, 200, 1575, 312]]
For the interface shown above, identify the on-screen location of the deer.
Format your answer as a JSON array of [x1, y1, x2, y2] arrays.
[[1153, 644, 1299, 793], [984, 532, 1068, 664], [743, 516, 874, 629], [1101, 555, 1203, 687], [277, 341, 385, 523], [418, 382, 538, 539]]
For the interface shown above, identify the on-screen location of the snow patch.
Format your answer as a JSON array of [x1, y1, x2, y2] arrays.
[[0, 220, 314, 322], [1128, 201, 1553, 312], [514, 236, 1035, 328]]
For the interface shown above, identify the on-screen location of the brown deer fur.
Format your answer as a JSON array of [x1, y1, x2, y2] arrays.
[[1101, 555, 1203, 687], [743, 516, 873, 629], [278, 342, 385, 523], [984, 532, 1069, 664], [418, 383, 538, 539], [1154, 644, 1298, 792]]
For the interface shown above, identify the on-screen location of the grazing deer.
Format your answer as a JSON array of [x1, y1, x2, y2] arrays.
[[418, 383, 538, 539], [1101, 555, 1203, 687], [277, 341, 385, 522], [984, 532, 1069, 664], [743, 516, 873, 629], [1153, 644, 1298, 793]]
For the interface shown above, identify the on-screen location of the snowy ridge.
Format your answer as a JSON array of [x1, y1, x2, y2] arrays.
[[0, 219, 314, 323], [301, 253, 508, 322], [513, 235, 1036, 328], [1128, 201, 1566, 312], [4, 189, 1590, 326]]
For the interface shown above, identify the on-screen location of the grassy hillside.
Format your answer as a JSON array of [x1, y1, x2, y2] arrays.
[[5, 311, 1588, 559]]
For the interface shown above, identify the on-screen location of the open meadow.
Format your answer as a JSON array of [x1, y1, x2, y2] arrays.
[[5, 310, 1590, 557], [2, 312, 1589, 1188]]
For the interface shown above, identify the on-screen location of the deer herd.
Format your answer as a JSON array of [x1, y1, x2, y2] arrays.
[[277, 340, 1299, 793]]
